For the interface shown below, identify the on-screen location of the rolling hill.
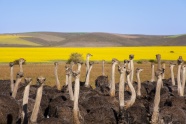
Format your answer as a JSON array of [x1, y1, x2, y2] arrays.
[[0, 32, 186, 47]]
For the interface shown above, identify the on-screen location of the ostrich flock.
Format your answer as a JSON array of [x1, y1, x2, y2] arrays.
[[0, 54, 186, 124]]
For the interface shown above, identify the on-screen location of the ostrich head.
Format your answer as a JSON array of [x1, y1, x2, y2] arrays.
[[54, 62, 58, 66], [16, 72, 24, 78], [112, 58, 119, 64], [77, 61, 84, 65], [169, 62, 176, 67], [19, 58, 26, 64], [118, 65, 126, 74], [126, 69, 131, 75], [24, 78, 32, 85], [136, 68, 143, 73], [129, 54, 134, 60], [89, 61, 94, 66], [72, 71, 80, 78], [155, 70, 163, 79], [9, 62, 14, 67], [124, 59, 129, 64], [177, 56, 184, 65], [37, 76, 46, 86], [156, 54, 161, 60], [87, 53, 93, 57]]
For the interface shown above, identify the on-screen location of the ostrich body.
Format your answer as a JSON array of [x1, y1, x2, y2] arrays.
[[136, 68, 143, 96], [151, 70, 163, 124], [110, 58, 119, 97], [9, 62, 14, 94], [151, 63, 155, 82], [125, 69, 136, 109], [12, 72, 24, 98], [54, 62, 61, 90], [170, 62, 176, 86], [30, 76, 45, 123], [85, 61, 94, 88]]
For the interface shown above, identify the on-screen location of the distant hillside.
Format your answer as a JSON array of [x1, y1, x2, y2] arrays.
[[0, 32, 186, 47]]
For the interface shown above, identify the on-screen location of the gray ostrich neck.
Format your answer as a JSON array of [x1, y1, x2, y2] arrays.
[[119, 71, 125, 108], [54, 65, 61, 90], [30, 84, 44, 123], [73, 75, 80, 124], [151, 75, 162, 124], [85, 65, 93, 87], [22, 82, 31, 124], [170, 65, 175, 85], [156, 55, 161, 70], [177, 65, 182, 95], [110, 63, 116, 97], [136, 72, 141, 96], [77, 64, 82, 72], [19, 62, 23, 73], [151, 64, 155, 82], [181, 66, 186, 96], [125, 73, 136, 109], [65, 74, 69, 85], [12, 77, 22, 98], [68, 73, 74, 101], [10, 66, 14, 93]]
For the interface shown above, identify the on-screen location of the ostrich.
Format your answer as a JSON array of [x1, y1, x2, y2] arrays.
[[129, 54, 134, 83], [177, 56, 183, 96], [85, 61, 94, 88], [170, 62, 176, 86], [22, 77, 32, 124], [9, 62, 14, 95], [110, 58, 119, 97], [30, 76, 46, 123], [54, 62, 61, 90], [125, 69, 136, 109], [151, 70, 163, 124], [136, 68, 143, 97], [12, 72, 24, 98], [151, 62, 155, 82]]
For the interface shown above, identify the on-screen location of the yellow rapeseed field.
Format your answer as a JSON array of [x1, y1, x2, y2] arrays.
[[0, 35, 40, 46], [0, 47, 186, 63]]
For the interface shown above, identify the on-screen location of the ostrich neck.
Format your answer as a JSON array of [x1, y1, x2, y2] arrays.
[[151, 65, 155, 82], [110, 63, 116, 97], [181, 68, 186, 96], [12, 78, 22, 98], [162, 64, 165, 79], [30, 84, 44, 123], [130, 59, 134, 83], [86, 56, 90, 73], [10, 67, 14, 93], [77, 64, 82, 72], [125, 75, 136, 108], [151, 76, 162, 124], [177, 65, 182, 95], [54, 66, 61, 90], [157, 58, 161, 70], [68, 74, 74, 101], [102, 61, 105, 76], [65, 74, 69, 85], [136, 72, 141, 96], [85, 65, 93, 87], [19, 63, 23, 73], [22, 83, 31, 123], [73, 76, 80, 124], [170, 66, 175, 85], [119, 72, 125, 107]]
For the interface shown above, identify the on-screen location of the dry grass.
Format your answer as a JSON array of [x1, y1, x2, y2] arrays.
[[0, 62, 177, 88]]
